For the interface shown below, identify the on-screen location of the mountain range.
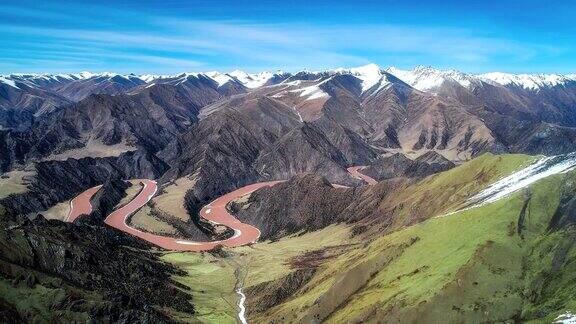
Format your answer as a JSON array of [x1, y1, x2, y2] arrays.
[[2, 64, 576, 323]]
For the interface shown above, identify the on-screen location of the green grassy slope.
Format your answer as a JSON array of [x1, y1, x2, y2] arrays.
[[326, 173, 570, 322], [242, 153, 576, 323], [161, 252, 238, 323], [162, 153, 576, 323]]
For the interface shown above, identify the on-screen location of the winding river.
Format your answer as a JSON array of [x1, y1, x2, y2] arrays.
[[65, 167, 377, 251], [65, 167, 377, 323]]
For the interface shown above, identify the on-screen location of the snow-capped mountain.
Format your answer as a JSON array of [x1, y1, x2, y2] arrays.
[[386, 66, 478, 91], [0, 76, 20, 89], [228, 70, 277, 88], [386, 66, 576, 92], [3, 63, 576, 176], [333, 63, 391, 93], [0, 64, 576, 115], [3, 65, 575, 94], [478, 72, 575, 90]]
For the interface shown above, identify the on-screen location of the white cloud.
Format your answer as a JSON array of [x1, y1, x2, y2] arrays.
[[0, 5, 568, 74]]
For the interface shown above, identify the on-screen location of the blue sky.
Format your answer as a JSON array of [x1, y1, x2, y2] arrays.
[[1, 0, 575, 74]]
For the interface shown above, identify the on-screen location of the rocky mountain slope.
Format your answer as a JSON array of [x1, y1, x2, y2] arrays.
[[2, 64, 575, 168], [0, 205, 194, 322]]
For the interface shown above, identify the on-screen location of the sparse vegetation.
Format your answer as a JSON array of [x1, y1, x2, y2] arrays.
[[161, 252, 238, 323], [0, 170, 35, 199], [130, 205, 178, 235], [153, 176, 197, 222]]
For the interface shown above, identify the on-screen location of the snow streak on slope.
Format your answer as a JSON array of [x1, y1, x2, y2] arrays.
[[470, 152, 576, 206], [437, 152, 576, 218], [0, 76, 20, 89], [555, 312, 576, 324], [290, 77, 331, 100]]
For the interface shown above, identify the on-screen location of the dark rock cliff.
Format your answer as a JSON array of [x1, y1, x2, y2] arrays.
[[362, 152, 455, 181], [231, 174, 362, 240], [0, 150, 167, 218]]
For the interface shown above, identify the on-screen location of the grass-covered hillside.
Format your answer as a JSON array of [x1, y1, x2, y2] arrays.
[[161, 153, 576, 323]]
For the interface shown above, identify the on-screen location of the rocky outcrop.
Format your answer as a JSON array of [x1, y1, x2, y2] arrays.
[[231, 174, 361, 240], [231, 173, 412, 240], [159, 95, 302, 200], [55, 74, 145, 101], [0, 84, 203, 171], [255, 125, 363, 186], [481, 113, 576, 155], [0, 81, 70, 129], [548, 191, 576, 231], [362, 152, 455, 181], [246, 268, 316, 315], [84, 178, 130, 224]]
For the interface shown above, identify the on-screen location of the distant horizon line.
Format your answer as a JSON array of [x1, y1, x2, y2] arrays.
[[2, 63, 576, 77]]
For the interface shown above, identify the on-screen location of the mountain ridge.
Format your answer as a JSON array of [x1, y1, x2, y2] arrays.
[[4, 64, 576, 94]]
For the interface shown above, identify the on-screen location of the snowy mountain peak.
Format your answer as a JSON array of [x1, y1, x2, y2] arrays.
[[479, 72, 574, 90], [77, 71, 97, 79], [203, 71, 236, 87], [3, 66, 576, 94], [0, 76, 20, 89], [334, 63, 386, 92], [228, 70, 275, 88], [140, 74, 163, 82], [348, 63, 382, 74], [386, 66, 475, 91]]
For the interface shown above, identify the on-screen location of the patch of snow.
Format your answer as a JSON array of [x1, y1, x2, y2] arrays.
[[5, 73, 85, 88], [472, 154, 576, 205], [0, 76, 20, 89], [167, 72, 202, 85], [479, 72, 573, 90], [289, 78, 331, 101], [229, 70, 274, 88], [387, 66, 474, 91], [204, 71, 235, 87], [77, 71, 96, 79], [54, 73, 76, 80], [281, 80, 302, 86], [334, 63, 389, 92], [290, 106, 304, 122], [439, 153, 576, 219], [140, 74, 161, 82], [555, 312, 576, 324]]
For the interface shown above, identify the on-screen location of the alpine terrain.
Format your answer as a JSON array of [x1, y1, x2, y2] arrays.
[[2, 63, 576, 323]]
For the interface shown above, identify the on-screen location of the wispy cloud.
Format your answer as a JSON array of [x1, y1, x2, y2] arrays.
[[0, 2, 572, 74]]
